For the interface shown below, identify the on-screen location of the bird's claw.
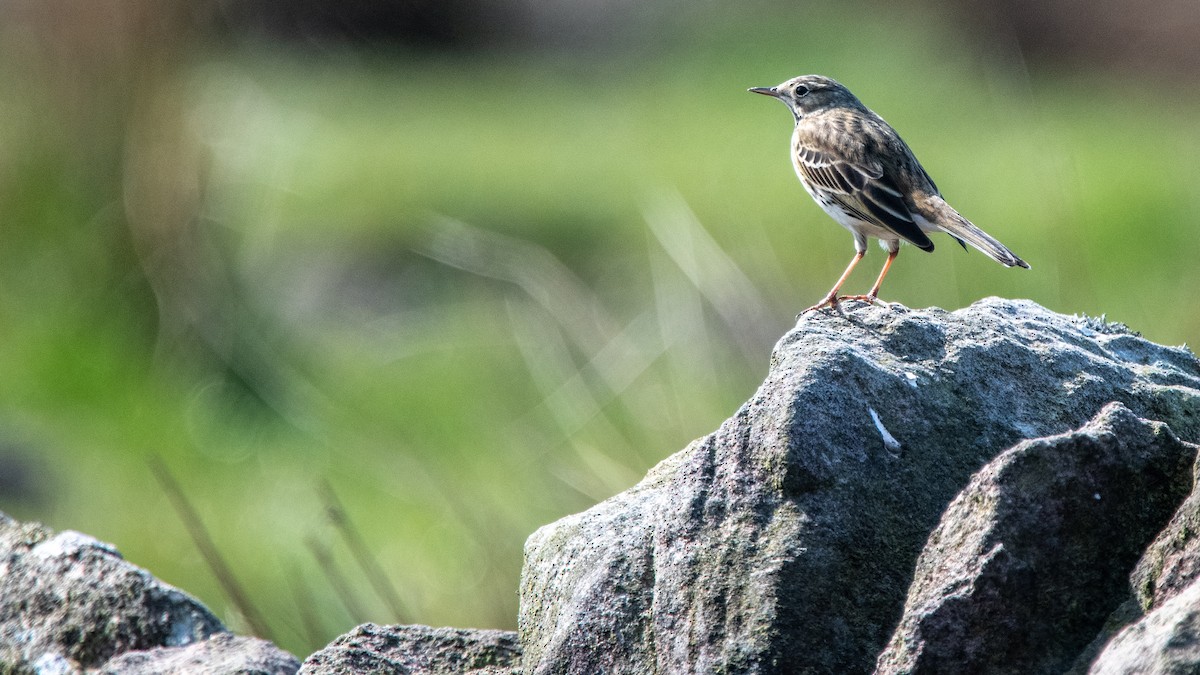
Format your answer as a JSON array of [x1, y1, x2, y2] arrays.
[[797, 294, 881, 319], [798, 295, 840, 318], [841, 294, 884, 307]]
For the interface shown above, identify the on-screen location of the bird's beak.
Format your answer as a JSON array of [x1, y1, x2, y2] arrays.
[[748, 87, 779, 97]]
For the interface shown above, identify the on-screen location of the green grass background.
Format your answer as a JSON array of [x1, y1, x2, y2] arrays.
[[1, 1, 1198, 657]]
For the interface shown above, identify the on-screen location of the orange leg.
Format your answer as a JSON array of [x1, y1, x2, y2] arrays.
[[845, 248, 899, 304], [801, 250, 865, 314]]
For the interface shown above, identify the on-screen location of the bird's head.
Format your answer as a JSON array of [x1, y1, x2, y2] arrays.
[[748, 75, 864, 121]]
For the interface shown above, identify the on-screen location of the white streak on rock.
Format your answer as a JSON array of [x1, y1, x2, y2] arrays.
[[870, 408, 902, 452]]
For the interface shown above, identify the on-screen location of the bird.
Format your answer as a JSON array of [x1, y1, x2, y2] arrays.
[[749, 75, 1028, 314]]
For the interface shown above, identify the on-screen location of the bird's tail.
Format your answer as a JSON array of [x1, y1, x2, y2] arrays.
[[920, 195, 1030, 269]]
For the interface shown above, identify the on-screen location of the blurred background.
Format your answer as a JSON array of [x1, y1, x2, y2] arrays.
[[1, 0, 1197, 658]]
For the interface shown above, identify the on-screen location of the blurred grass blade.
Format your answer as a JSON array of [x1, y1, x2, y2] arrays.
[[148, 456, 274, 641], [644, 191, 775, 362], [305, 535, 370, 624], [414, 216, 619, 355], [506, 298, 644, 496], [285, 564, 327, 648], [320, 480, 409, 623], [507, 298, 669, 437], [648, 247, 718, 423]]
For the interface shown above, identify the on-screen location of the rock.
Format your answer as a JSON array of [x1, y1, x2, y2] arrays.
[[1079, 423, 1200, 674], [874, 403, 1196, 674], [1130, 451, 1200, 611], [518, 298, 1200, 674], [299, 623, 521, 675], [1088, 575, 1200, 674], [0, 512, 299, 674], [100, 633, 301, 674]]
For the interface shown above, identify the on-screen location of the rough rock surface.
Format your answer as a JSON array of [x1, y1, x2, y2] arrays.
[[874, 403, 1196, 674], [0, 511, 299, 674], [1082, 430, 1200, 674], [299, 623, 520, 675], [1088, 574, 1200, 674], [518, 298, 1200, 674], [100, 633, 301, 674], [1131, 450, 1200, 611]]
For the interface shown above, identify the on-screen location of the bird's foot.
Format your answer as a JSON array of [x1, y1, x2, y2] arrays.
[[798, 294, 840, 318], [840, 294, 884, 307], [798, 294, 883, 319]]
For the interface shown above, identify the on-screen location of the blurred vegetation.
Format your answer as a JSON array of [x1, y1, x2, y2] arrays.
[[1, 0, 1198, 658]]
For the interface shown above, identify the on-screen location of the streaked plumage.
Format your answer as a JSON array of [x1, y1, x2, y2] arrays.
[[750, 75, 1028, 313]]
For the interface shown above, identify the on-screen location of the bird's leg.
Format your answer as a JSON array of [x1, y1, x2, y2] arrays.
[[801, 250, 865, 314], [845, 248, 898, 305]]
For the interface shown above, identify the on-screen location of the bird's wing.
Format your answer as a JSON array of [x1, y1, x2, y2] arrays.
[[795, 143, 934, 251]]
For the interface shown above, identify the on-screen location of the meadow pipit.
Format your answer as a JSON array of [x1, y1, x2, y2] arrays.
[[750, 75, 1028, 314]]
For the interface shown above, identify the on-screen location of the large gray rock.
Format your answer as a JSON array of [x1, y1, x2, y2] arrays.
[[518, 298, 1200, 674], [1088, 575, 1200, 674], [100, 633, 301, 674], [1081, 426, 1200, 674], [0, 512, 299, 674], [874, 403, 1195, 674], [1131, 449, 1200, 611], [299, 623, 520, 675]]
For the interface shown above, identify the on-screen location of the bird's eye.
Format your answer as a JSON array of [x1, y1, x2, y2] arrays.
[[794, 85, 810, 97]]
